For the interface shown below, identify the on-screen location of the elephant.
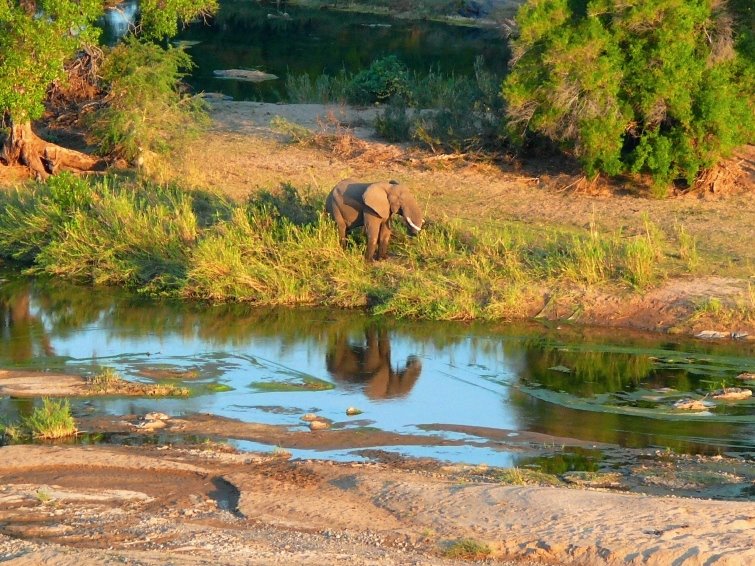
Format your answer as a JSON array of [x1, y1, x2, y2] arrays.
[[326, 327, 422, 399], [325, 178, 424, 261]]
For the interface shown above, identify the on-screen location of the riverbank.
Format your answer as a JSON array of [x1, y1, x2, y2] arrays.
[[1, 443, 753, 565], [0, 101, 753, 337], [176, 100, 755, 337]]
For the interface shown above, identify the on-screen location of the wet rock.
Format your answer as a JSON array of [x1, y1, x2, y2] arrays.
[[309, 420, 330, 431], [346, 407, 363, 416], [711, 387, 752, 401], [694, 330, 729, 340], [301, 413, 319, 422], [213, 69, 278, 82], [731, 331, 749, 340], [144, 412, 170, 421], [548, 365, 572, 373], [200, 92, 234, 101], [673, 398, 710, 411]]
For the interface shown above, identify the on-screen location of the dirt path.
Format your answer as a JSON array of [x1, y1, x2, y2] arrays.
[[1, 444, 753, 565]]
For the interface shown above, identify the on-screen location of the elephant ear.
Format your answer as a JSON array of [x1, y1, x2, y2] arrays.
[[362, 182, 392, 219]]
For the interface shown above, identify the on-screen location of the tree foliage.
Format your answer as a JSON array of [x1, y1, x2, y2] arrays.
[[0, 0, 217, 124], [89, 38, 207, 163], [503, 0, 754, 188]]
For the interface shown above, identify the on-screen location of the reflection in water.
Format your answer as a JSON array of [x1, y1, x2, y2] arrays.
[[0, 272, 753, 457], [0, 283, 54, 363], [326, 327, 421, 399]]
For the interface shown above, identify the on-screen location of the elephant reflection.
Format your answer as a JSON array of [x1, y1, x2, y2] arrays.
[[326, 327, 421, 399]]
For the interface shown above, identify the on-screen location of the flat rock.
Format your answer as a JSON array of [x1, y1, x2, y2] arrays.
[[694, 330, 729, 340], [711, 387, 753, 400], [213, 69, 278, 82]]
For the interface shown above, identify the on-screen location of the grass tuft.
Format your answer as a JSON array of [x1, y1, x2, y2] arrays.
[[443, 538, 492, 560], [23, 398, 77, 439]]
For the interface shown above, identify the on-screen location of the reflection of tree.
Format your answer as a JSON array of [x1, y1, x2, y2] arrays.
[[326, 327, 421, 399], [0, 282, 54, 363]]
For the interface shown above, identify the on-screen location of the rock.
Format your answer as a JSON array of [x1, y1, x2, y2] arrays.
[[308, 420, 330, 431], [711, 387, 752, 401], [548, 365, 572, 373], [673, 398, 709, 411], [199, 92, 234, 101], [136, 419, 167, 431], [695, 330, 729, 340], [346, 407, 363, 416], [144, 412, 170, 421], [736, 372, 755, 381], [213, 69, 278, 83], [300, 413, 319, 422], [731, 331, 749, 340]]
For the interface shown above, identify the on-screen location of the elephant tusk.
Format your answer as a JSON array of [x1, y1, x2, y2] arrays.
[[406, 218, 422, 232]]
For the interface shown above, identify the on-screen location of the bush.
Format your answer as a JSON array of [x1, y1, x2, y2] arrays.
[[89, 37, 209, 166], [504, 0, 755, 189], [346, 55, 412, 105], [24, 398, 77, 439]]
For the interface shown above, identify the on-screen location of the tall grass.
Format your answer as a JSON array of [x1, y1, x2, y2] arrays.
[[0, 174, 681, 321], [23, 398, 77, 439]]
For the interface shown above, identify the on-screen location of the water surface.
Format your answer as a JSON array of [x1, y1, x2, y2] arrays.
[[102, 0, 510, 101], [1, 275, 753, 465]]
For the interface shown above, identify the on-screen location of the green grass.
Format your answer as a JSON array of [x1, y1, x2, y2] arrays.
[[0, 173, 736, 324], [442, 538, 492, 560], [23, 398, 77, 439], [88, 367, 123, 393]]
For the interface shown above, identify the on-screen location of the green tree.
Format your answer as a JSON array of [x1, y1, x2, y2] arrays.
[[503, 0, 754, 191], [0, 0, 217, 178]]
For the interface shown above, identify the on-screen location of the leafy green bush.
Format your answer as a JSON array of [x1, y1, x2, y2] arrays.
[[346, 55, 412, 105], [89, 37, 209, 165], [504, 0, 755, 190]]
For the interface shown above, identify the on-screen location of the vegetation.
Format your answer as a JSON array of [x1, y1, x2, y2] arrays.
[[23, 398, 77, 439], [443, 538, 492, 560], [286, 55, 504, 151], [88, 367, 124, 393], [88, 38, 209, 172], [504, 0, 755, 192], [0, 173, 721, 322], [0, 0, 217, 176]]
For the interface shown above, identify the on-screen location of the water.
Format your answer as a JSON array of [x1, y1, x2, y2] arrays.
[[1, 275, 754, 465], [101, 0, 510, 101]]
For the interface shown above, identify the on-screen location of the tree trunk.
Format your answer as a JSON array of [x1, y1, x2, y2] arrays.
[[2, 120, 104, 179]]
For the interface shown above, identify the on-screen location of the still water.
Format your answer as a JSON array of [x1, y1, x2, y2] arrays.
[[1, 275, 754, 464], [102, 0, 509, 101]]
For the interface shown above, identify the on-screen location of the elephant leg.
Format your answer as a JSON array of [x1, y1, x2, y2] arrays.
[[364, 216, 381, 261], [377, 224, 392, 260], [328, 207, 348, 248]]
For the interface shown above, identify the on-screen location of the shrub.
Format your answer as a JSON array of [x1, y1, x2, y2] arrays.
[[23, 398, 77, 439], [89, 37, 209, 166], [346, 55, 412, 105], [504, 0, 755, 189]]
